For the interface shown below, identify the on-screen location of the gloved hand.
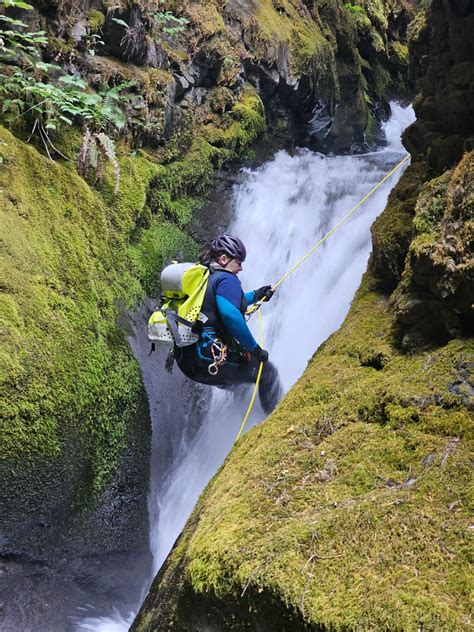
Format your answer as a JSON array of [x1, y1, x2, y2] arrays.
[[252, 345, 269, 363], [254, 285, 275, 302]]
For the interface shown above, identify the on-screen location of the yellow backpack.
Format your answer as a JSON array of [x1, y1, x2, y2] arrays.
[[148, 262, 210, 347]]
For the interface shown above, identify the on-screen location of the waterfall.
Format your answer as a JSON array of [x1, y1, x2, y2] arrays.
[[76, 103, 415, 632]]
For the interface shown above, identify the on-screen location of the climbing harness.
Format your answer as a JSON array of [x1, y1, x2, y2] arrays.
[[208, 339, 228, 375], [235, 153, 410, 442]]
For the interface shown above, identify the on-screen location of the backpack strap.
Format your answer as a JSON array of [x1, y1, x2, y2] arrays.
[[164, 309, 190, 346]]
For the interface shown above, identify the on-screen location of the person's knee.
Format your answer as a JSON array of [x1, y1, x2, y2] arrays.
[[258, 361, 283, 414]]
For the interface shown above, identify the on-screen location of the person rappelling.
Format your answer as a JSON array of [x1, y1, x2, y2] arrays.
[[148, 233, 282, 414]]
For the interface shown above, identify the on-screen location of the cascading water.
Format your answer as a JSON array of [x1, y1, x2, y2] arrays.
[[76, 103, 415, 632]]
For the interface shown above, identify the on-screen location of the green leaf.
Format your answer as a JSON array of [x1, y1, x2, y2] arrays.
[[2, 0, 34, 8], [0, 17, 29, 27], [111, 18, 129, 28], [59, 114, 73, 125], [34, 61, 60, 72], [45, 121, 57, 130], [58, 75, 87, 89]]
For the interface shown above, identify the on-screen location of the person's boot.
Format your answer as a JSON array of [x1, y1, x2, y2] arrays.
[[258, 361, 283, 414]]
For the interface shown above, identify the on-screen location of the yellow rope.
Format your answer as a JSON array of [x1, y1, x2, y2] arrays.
[[235, 310, 263, 441], [235, 153, 410, 441]]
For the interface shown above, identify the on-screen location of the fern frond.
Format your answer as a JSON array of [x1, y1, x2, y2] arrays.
[[77, 128, 91, 176], [97, 132, 120, 193], [89, 138, 98, 170]]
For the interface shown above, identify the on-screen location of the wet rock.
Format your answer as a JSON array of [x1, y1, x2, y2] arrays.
[[173, 73, 190, 99]]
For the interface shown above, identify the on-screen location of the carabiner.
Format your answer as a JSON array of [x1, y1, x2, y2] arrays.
[[208, 362, 219, 376]]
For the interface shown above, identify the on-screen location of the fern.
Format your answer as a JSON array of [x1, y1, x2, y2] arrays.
[[153, 11, 189, 38], [97, 132, 120, 192], [77, 130, 121, 193], [0, 0, 131, 191]]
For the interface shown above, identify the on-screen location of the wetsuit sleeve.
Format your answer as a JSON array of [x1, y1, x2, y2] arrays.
[[214, 274, 257, 351], [216, 296, 257, 351], [244, 291, 256, 304]]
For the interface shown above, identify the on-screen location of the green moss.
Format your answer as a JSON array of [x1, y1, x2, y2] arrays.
[[128, 220, 198, 297], [370, 160, 428, 287], [413, 170, 450, 235], [88, 9, 106, 32], [407, 7, 429, 46], [390, 40, 409, 65], [362, 0, 388, 32], [0, 124, 195, 505], [44, 36, 77, 63], [159, 273, 473, 630], [365, 108, 375, 144], [246, 0, 331, 77], [184, 2, 226, 41], [290, 23, 329, 77], [344, 3, 367, 16], [200, 87, 266, 158]]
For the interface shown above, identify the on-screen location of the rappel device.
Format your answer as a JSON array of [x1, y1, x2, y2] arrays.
[[148, 262, 210, 347]]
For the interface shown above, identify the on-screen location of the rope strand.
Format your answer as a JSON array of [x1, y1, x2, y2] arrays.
[[235, 310, 263, 441], [235, 153, 410, 441]]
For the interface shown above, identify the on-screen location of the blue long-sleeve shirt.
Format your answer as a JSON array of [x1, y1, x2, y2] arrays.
[[212, 273, 257, 351]]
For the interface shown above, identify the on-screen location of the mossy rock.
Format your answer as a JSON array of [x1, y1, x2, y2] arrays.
[[370, 160, 428, 290], [88, 9, 106, 32], [392, 151, 474, 349], [0, 125, 198, 554], [133, 271, 473, 630]]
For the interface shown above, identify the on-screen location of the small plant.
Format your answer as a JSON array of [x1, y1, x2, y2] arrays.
[[78, 129, 120, 192], [82, 32, 105, 56], [0, 0, 132, 190], [344, 2, 366, 15], [153, 11, 189, 38], [111, 13, 145, 60], [1, 70, 132, 151], [0, 1, 47, 63], [111, 17, 129, 29]]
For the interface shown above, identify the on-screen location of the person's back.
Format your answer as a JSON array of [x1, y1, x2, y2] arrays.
[[174, 233, 282, 414]]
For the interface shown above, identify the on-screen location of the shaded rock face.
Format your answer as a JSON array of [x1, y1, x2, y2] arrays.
[[0, 394, 151, 561], [404, 0, 474, 171], [30, 0, 414, 155]]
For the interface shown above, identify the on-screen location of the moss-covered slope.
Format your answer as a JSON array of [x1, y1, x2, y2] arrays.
[[0, 41, 270, 556], [0, 124, 201, 554], [132, 272, 473, 631]]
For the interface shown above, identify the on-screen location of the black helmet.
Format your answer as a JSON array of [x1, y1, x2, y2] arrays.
[[211, 233, 246, 262]]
